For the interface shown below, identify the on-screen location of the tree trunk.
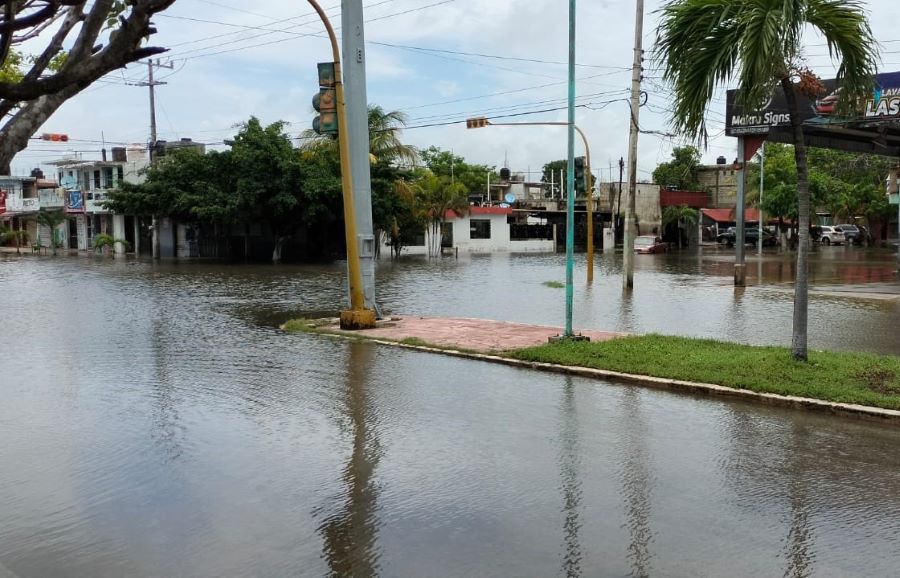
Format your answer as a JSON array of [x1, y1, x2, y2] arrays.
[[0, 86, 80, 173], [272, 235, 287, 264], [782, 77, 810, 362], [244, 222, 250, 261]]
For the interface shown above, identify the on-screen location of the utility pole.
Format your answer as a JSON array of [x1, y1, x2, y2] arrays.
[[617, 156, 624, 236], [138, 59, 173, 260], [341, 0, 378, 314], [622, 0, 644, 290], [758, 143, 765, 254]]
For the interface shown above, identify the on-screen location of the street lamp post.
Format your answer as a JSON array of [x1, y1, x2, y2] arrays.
[[466, 117, 592, 340], [306, 0, 375, 329], [465, 119, 595, 283]]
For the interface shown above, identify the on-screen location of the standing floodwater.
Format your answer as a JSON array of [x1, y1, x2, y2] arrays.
[[1, 253, 899, 576]]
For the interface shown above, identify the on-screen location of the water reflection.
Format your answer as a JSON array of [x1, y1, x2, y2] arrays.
[[619, 389, 654, 578], [150, 316, 184, 461], [317, 342, 382, 576], [558, 377, 583, 577], [782, 424, 815, 578]]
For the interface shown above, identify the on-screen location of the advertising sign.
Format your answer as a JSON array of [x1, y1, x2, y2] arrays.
[[66, 190, 84, 213], [0, 189, 6, 214], [726, 71, 900, 137]]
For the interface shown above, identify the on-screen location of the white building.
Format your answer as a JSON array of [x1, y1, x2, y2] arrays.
[[381, 206, 555, 257]]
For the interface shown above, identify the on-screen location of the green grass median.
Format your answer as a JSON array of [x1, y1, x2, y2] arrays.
[[509, 335, 900, 410]]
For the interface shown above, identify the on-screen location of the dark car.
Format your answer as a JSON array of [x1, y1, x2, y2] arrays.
[[716, 227, 778, 248], [834, 224, 866, 246], [634, 235, 667, 254]]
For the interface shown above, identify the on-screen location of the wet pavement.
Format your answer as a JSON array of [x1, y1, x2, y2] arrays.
[[326, 316, 623, 351], [1, 251, 900, 577]]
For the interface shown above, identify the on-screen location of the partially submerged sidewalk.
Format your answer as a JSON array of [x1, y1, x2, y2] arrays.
[[325, 315, 624, 352], [283, 315, 900, 424]]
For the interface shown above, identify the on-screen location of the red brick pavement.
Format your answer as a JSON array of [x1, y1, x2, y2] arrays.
[[331, 316, 625, 353]]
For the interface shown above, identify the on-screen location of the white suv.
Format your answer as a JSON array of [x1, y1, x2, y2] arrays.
[[819, 226, 844, 245]]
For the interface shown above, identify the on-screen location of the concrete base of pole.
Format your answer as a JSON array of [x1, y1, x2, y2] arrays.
[[549, 334, 591, 343], [734, 263, 747, 287], [340, 309, 377, 330]]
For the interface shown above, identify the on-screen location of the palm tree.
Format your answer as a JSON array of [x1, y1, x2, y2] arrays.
[[398, 172, 468, 257], [92, 233, 130, 256], [655, 0, 877, 361], [661, 204, 699, 249], [35, 209, 66, 255], [300, 105, 418, 166]]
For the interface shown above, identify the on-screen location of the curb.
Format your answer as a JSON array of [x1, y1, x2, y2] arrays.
[[288, 326, 900, 426]]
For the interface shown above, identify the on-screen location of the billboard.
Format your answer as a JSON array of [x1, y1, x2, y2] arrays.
[[726, 72, 900, 136]]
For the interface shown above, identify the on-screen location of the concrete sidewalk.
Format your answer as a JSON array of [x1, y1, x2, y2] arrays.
[[327, 316, 625, 352]]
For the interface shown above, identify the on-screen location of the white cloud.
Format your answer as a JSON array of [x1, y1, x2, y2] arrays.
[[12, 0, 900, 179]]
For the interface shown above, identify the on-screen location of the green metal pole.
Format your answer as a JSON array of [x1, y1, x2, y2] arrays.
[[564, 0, 576, 337]]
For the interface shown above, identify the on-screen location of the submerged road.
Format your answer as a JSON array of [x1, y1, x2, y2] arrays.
[[1, 252, 899, 576]]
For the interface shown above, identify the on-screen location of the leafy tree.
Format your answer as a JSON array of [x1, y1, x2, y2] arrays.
[[107, 117, 346, 263], [652, 146, 701, 190], [541, 159, 567, 196], [655, 0, 878, 361], [419, 146, 497, 197], [661, 204, 699, 249], [540, 158, 598, 197], [0, 1, 176, 173]]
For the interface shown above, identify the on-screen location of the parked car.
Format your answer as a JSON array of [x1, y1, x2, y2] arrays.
[[834, 224, 865, 245], [716, 227, 778, 248], [634, 235, 667, 254], [818, 226, 844, 245]]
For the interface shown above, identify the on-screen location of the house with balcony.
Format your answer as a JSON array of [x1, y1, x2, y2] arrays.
[[0, 173, 68, 250], [48, 145, 149, 254]]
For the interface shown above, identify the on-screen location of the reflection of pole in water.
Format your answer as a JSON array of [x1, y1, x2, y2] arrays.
[[318, 341, 382, 576], [619, 389, 654, 577], [558, 377, 583, 577], [781, 424, 815, 578], [150, 316, 184, 461]]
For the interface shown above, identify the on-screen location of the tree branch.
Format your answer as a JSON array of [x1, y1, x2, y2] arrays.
[[0, 0, 175, 101]]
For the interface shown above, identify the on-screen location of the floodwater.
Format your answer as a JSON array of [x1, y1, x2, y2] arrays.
[[1, 251, 899, 577]]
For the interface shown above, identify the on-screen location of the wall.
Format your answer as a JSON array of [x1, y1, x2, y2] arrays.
[[697, 165, 737, 208], [377, 215, 555, 257]]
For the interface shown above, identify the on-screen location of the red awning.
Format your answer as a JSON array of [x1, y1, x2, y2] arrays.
[[701, 208, 760, 223]]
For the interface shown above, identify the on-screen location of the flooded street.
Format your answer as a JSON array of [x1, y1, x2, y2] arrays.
[[2, 251, 899, 577]]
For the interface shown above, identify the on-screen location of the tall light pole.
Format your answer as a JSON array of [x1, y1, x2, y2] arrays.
[[564, 0, 577, 336], [307, 0, 375, 329], [342, 0, 378, 314], [623, 0, 645, 290]]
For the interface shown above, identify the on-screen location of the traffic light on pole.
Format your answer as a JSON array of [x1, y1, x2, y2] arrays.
[[312, 62, 338, 136], [574, 156, 586, 196], [466, 117, 489, 129], [41, 133, 69, 142]]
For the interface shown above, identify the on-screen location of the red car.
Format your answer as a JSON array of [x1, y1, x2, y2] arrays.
[[634, 235, 667, 254]]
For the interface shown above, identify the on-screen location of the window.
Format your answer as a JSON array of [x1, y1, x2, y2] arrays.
[[103, 167, 114, 189], [469, 219, 491, 239], [93, 170, 101, 190], [116, 166, 124, 184]]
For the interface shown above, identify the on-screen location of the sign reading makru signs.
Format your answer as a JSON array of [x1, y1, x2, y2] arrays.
[[726, 71, 900, 137]]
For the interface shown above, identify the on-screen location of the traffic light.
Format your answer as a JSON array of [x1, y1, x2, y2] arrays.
[[466, 117, 489, 129], [574, 156, 586, 196], [313, 62, 338, 136], [41, 133, 69, 142]]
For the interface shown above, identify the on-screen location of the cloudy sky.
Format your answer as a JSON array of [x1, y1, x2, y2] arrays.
[[13, 0, 900, 184]]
